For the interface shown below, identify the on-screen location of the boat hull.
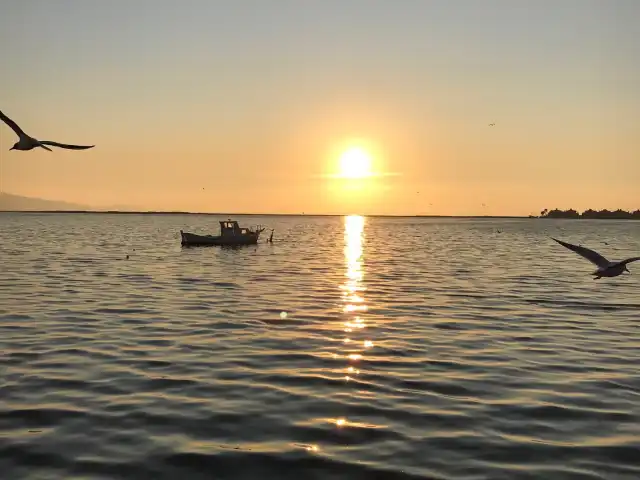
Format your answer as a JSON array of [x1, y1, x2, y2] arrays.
[[180, 230, 259, 247]]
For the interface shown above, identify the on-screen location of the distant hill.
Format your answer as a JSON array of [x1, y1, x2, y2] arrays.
[[0, 193, 90, 211]]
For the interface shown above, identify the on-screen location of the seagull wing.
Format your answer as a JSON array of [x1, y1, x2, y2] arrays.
[[0, 110, 28, 139], [40, 141, 95, 150], [551, 238, 610, 267], [619, 257, 640, 266]]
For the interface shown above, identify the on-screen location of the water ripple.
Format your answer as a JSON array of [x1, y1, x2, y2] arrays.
[[1, 213, 639, 479]]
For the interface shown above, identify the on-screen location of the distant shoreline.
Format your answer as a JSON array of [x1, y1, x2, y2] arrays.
[[539, 208, 640, 220], [1, 210, 639, 220]]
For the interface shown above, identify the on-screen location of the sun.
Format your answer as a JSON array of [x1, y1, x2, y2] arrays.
[[338, 147, 373, 179]]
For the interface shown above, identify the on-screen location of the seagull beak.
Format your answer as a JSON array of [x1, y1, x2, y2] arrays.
[[9, 146, 15, 150]]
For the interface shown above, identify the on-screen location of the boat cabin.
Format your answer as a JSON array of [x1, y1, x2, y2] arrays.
[[220, 220, 252, 237]]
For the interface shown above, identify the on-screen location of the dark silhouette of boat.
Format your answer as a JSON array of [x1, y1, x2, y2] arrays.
[[180, 220, 265, 247]]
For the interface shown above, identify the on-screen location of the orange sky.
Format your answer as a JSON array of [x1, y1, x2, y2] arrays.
[[1, 1, 638, 216]]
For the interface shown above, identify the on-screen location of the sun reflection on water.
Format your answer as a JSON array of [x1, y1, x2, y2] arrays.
[[333, 215, 372, 430], [342, 215, 365, 306]]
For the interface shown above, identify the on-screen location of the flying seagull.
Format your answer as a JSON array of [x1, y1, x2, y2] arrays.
[[0, 110, 94, 152], [552, 237, 640, 279], [488, 123, 495, 127]]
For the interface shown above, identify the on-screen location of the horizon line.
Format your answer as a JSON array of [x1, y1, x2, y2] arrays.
[[0, 209, 525, 218], [0, 209, 638, 220]]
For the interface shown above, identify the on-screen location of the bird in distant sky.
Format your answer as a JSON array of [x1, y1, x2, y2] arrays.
[[0, 109, 94, 152], [488, 123, 495, 127]]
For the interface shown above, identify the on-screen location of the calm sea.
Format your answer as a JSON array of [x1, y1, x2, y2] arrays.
[[1, 213, 639, 480]]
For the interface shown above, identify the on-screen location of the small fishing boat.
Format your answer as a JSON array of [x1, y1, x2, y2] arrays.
[[180, 219, 265, 247]]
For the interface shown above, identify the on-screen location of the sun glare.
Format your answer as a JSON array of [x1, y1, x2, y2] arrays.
[[339, 147, 373, 179]]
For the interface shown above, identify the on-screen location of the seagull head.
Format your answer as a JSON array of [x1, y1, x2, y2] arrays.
[[10, 142, 18, 150]]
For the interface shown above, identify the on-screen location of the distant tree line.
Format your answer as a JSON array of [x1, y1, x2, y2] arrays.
[[538, 208, 640, 219]]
